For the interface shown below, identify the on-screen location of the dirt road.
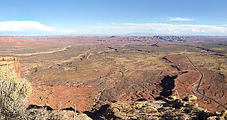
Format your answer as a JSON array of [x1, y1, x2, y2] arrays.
[[186, 55, 227, 110], [10, 45, 71, 56]]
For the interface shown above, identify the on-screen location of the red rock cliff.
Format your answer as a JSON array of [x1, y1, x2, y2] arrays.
[[0, 57, 21, 78]]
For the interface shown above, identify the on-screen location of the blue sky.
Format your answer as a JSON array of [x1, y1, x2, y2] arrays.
[[0, 0, 227, 35]]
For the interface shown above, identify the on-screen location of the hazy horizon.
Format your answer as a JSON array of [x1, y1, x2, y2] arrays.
[[1, 0, 227, 36]]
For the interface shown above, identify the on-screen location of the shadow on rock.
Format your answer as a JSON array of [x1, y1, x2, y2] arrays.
[[84, 104, 112, 120], [27, 104, 53, 110]]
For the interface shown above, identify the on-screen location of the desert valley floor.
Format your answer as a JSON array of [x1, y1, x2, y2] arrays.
[[0, 36, 226, 113]]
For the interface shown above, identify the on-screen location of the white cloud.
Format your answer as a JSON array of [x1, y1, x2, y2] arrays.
[[223, 24, 227, 26], [0, 21, 55, 32], [0, 21, 79, 35], [77, 23, 227, 35], [1, 21, 227, 36], [169, 17, 193, 21]]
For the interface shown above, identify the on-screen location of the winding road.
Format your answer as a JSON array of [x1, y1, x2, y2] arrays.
[[185, 55, 227, 110]]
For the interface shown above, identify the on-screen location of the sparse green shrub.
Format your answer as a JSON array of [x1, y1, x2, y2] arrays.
[[26, 108, 50, 120], [0, 64, 32, 119], [161, 111, 178, 120]]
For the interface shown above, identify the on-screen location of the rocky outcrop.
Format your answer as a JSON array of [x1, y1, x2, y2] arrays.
[[184, 95, 197, 102], [0, 57, 21, 78], [103, 95, 226, 120]]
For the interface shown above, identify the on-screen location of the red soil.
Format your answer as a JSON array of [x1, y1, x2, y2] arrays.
[[1, 37, 225, 112], [164, 54, 227, 112], [27, 82, 100, 112]]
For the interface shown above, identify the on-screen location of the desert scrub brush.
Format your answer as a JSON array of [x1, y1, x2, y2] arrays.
[[0, 63, 32, 119]]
